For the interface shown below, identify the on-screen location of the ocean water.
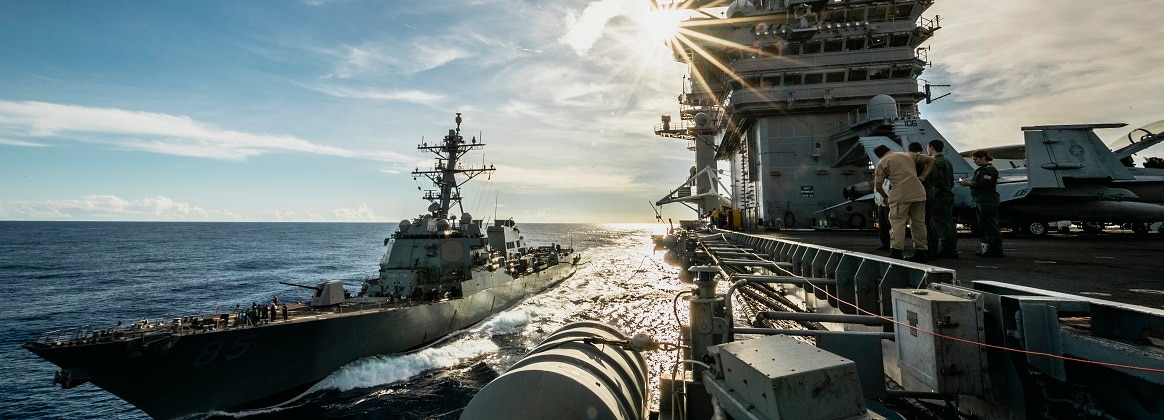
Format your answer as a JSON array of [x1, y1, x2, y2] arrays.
[[0, 222, 684, 419]]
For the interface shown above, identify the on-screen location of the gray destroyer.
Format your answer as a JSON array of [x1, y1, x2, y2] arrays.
[[23, 113, 579, 419]]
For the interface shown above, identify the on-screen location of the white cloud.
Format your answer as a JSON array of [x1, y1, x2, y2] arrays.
[[262, 210, 328, 222], [308, 85, 445, 106], [0, 195, 221, 221], [332, 202, 379, 221], [923, 1, 1164, 151], [560, 0, 626, 56], [0, 137, 48, 147], [0, 101, 412, 162], [324, 39, 473, 78], [0, 195, 388, 222], [490, 164, 651, 193]]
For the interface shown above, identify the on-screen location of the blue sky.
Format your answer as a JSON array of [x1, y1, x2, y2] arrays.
[[1, 0, 1161, 222]]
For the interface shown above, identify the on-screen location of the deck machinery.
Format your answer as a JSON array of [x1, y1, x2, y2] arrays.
[[660, 231, 1164, 419], [653, 0, 954, 229]]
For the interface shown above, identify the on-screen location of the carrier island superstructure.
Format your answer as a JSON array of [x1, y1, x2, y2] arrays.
[[653, 0, 952, 229]]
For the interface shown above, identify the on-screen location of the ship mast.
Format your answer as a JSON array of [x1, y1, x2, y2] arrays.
[[412, 113, 495, 219]]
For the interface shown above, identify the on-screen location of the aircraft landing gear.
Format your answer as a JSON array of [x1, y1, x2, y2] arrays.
[[1022, 222, 1048, 237]]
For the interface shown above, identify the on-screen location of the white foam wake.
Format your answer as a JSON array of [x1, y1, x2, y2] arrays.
[[311, 337, 501, 393]]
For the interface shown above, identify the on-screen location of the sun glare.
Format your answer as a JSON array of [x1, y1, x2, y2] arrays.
[[641, 8, 685, 42]]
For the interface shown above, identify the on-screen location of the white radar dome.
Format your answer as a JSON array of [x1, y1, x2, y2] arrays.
[[694, 112, 710, 127], [399, 219, 411, 230], [868, 94, 899, 120], [726, 1, 752, 18]]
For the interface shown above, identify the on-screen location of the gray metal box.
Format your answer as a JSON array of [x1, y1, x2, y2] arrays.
[[891, 288, 985, 395], [716, 335, 866, 419]]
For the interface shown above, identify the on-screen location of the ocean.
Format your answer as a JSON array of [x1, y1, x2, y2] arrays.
[[0, 221, 685, 419]]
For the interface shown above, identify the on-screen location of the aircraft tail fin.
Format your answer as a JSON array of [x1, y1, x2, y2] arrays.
[[1023, 124, 1134, 189]]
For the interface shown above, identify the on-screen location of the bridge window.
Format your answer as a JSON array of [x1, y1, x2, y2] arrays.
[[891, 66, 912, 79], [823, 39, 843, 52], [785, 42, 802, 55], [822, 8, 847, 22], [804, 41, 822, 54], [889, 34, 912, 47], [891, 4, 914, 20], [870, 68, 891, 80], [783, 74, 803, 85], [846, 37, 866, 50], [869, 35, 888, 49], [804, 73, 824, 84], [848, 68, 868, 81], [825, 71, 845, 83]]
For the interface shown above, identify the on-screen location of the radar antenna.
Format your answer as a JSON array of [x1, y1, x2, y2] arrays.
[[412, 113, 495, 218]]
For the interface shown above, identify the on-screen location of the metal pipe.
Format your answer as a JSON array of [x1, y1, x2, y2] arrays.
[[884, 390, 954, 400], [755, 311, 893, 326], [732, 327, 895, 340], [719, 259, 793, 269], [730, 274, 836, 285]]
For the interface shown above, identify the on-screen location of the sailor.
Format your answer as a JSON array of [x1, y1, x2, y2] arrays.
[[281, 304, 288, 321], [909, 142, 938, 259], [928, 140, 958, 258], [960, 150, 1003, 257], [874, 178, 892, 251], [874, 144, 934, 262]]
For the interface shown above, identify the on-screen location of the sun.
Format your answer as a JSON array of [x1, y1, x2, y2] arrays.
[[639, 7, 685, 42]]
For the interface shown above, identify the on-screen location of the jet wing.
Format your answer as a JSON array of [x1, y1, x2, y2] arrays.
[[834, 136, 902, 167], [959, 144, 1026, 160]]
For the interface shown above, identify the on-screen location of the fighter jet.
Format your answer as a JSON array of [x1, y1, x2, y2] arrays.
[[832, 121, 1164, 235], [1000, 122, 1164, 234]]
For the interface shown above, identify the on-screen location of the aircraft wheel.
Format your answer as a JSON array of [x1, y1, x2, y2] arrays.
[[847, 213, 866, 229], [1082, 222, 1103, 234], [1132, 223, 1149, 235], [1025, 222, 1048, 236]]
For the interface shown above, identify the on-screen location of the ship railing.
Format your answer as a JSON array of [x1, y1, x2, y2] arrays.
[[916, 14, 940, 33], [33, 325, 93, 346], [704, 232, 954, 335], [31, 324, 167, 346]]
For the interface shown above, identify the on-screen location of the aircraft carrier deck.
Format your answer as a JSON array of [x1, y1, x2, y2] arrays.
[[747, 228, 1164, 309]]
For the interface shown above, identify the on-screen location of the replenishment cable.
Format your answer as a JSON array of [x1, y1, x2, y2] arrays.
[[759, 254, 1164, 374]]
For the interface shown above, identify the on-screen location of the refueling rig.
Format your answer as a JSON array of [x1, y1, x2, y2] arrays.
[[465, 230, 1164, 419]]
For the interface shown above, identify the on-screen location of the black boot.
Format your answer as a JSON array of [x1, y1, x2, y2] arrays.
[[907, 252, 929, 263], [888, 249, 904, 259]]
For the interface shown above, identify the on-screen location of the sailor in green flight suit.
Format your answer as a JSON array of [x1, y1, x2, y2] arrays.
[[960, 150, 1003, 257]]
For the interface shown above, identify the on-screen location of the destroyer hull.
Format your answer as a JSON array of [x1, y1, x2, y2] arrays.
[[25, 263, 575, 419]]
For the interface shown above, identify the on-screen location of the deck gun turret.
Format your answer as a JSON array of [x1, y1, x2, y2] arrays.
[[279, 280, 347, 307]]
